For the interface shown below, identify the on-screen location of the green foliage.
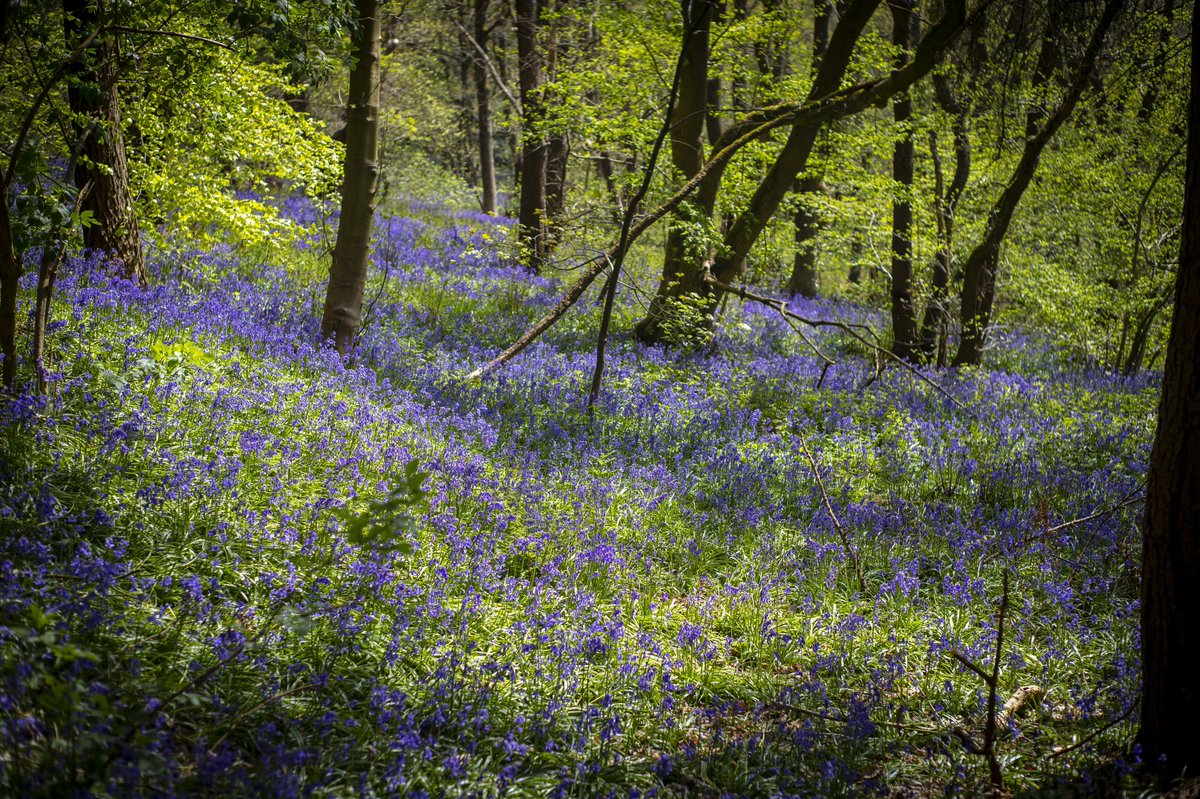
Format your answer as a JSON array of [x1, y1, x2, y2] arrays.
[[126, 51, 342, 262], [659, 285, 715, 352], [335, 460, 429, 554]]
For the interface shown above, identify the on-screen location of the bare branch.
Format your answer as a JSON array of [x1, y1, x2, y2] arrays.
[[704, 272, 967, 411], [450, 17, 520, 112]]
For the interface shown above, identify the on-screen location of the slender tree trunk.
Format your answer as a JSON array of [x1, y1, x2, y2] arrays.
[[543, 6, 569, 248], [890, 0, 918, 360], [64, 0, 145, 285], [788, 178, 823, 297], [321, 0, 381, 355], [516, 0, 549, 270], [473, 0, 498, 214], [544, 132, 568, 237], [634, 0, 716, 344], [786, 0, 835, 298], [1139, 0, 1200, 773], [0, 196, 17, 390], [918, 76, 970, 364], [953, 0, 1122, 366]]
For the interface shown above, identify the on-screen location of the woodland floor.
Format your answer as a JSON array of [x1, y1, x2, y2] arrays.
[[0, 202, 1165, 797]]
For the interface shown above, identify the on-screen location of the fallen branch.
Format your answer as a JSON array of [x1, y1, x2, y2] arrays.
[[705, 271, 967, 411], [1046, 697, 1138, 760], [987, 487, 1145, 564]]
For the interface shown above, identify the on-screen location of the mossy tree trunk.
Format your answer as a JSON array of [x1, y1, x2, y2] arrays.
[[64, 0, 145, 285]]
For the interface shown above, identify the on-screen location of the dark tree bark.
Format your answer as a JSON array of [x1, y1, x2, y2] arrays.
[[543, 7, 569, 243], [785, 0, 835, 299], [634, 0, 717, 343], [473, 0, 498, 214], [889, 0, 918, 360], [953, 0, 1122, 366], [1139, 0, 1200, 774], [64, 0, 146, 285], [516, 0, 550, 270], [321, 0, 381, 356], [0, 196, 16, 390]]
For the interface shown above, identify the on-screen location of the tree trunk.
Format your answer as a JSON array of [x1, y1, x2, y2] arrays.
[[64, 0, 145, 285], [0, 196, 17, 391], [321, 0, 381, 356], [917, 73, 970, 364], [516, 0, 549, 270], [785, 0, 835, 298], [889, 0, 918, 360], [543, 6, 569, 249], [634, 0, 716, 344], [1139, 0, 1200, 773], [953, 0, 1122, 366], [788, 177, 823, 297], [544, 132, 568, 236], [473, 0, 498, 214]]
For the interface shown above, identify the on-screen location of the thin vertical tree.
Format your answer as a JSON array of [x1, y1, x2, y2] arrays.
[[515, 0, 549, 270], [321, 0, 382, 355], [473, 0, 498, 214], [1138, 0, 1200, 774], [889, 0, 918, 360]]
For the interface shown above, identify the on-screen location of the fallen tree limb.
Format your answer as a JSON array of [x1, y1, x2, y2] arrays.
[[704, 272, 967, 411]]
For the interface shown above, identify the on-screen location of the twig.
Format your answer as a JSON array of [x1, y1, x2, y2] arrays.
[[1046, 697, 1138, 760], [108, 26, 233, 50], [950, 570, 1010, 796], [796, 434, 866, 593], [984, 570, 1009, 794], [706, 272, 967, 410], [208, 683, 319, 753]]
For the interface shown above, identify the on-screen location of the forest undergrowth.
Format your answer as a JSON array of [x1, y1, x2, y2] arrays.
[[0, 203, 1158, 797]]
